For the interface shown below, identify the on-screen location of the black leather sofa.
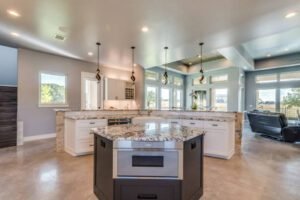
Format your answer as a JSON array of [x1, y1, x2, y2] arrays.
[[247, 110, 300, 143]]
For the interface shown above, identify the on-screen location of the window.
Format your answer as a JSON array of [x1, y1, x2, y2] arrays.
[[81, 72, 101, 110], [173, 89, 183, 109], [211, 89, 228, 111], [174, 77, 183, 86], [145, 70, 158, 81], [193, 76, 207, 85], [256, 89, 276, 111], [145, 86, 157, 109], [255, 74, 277, 83], [161, 88, 170, 110], [280, 71, 300, 82], [280, 88, 300, 119], [39, 72, 67, 107], [211, 74, 228, 83]]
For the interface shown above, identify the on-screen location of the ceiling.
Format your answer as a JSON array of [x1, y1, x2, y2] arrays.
[[0, 0, 300, 71]]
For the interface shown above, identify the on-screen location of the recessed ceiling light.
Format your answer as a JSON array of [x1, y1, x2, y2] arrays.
[[7, 9, 20, 17], [141, 26, 149, 32], [267, 54, 271, 57], [88, 52, 93, 56], [11, 32, 20, 37], [284, 48, 289, 52], [285, 12, 298, 19]]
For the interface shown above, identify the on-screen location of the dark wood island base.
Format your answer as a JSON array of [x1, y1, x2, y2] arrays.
[[94, 134, 204, 200]]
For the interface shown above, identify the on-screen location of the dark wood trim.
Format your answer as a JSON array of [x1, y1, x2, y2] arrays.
[[0, 86, 17, 148]]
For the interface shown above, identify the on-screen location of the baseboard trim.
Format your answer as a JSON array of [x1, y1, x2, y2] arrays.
[[24, 133, 56, 142]]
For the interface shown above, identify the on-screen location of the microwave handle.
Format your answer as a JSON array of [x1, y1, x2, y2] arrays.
[[137, 194, 158, 199]]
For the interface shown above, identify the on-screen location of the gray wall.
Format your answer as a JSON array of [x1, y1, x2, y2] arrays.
[[245, 65, 300, 111], [18, 49, 143, 137], [0, 45, 18, 86], [186, 67, 244, 112]]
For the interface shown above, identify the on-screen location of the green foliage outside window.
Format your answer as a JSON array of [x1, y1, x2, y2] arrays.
[[41, 83, 66, 104], [282, 88, 300, 108]]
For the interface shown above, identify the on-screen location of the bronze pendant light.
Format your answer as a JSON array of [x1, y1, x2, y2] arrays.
[[199, 42, 205, 84], [131, 46, 136, 85], [96, 42, 101, 83], [162, 46, 169, 85]]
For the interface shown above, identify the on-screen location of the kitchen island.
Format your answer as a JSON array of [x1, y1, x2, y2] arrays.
[[91, 121, 205, 200]]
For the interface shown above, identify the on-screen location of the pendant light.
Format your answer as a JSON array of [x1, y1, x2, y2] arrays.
[[130, 46, 136, 85], [199, 42, 205, 84], [162, 46, 169, 85], [96, 42, 101, 83]]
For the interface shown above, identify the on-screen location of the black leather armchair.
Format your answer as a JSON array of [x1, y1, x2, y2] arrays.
[[247, 111, 300, 143]]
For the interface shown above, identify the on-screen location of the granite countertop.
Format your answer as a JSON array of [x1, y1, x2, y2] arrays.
[[65, 115, 234, 122], [91, 122, 205, 142]]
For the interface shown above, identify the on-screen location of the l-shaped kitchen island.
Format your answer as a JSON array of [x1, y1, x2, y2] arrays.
[[91, 121, 205, 200], [58, 110, 241, 159]]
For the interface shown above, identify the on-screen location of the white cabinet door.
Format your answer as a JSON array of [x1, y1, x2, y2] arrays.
[[65, 119, 107, 156], [203, 129, 231, 159]]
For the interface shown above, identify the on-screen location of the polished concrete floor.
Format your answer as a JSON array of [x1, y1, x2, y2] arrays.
[[1, 127, 300, 200]]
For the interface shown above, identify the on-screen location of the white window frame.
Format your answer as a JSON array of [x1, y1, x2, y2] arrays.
[[145, 84, 158, 109], [255, 74, 277, 84], [160, 87, 171, 110], [39, 71, 68, 107], [81, 72, 103, 110], [211, 74, 228, 83], [211, 88, 228, 111], [279, 71, 300, 82], [173, 88, 183, 109]]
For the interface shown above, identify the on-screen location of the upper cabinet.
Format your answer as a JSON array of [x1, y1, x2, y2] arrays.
[[105, 78, 135, 100]]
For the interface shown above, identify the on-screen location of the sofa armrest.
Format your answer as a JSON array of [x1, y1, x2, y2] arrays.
[[282, 126, 300, 142]]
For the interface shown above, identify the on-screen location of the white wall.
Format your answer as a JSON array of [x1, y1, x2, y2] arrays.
[[18, 49, 144, 137]]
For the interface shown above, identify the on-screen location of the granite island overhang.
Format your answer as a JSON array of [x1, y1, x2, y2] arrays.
[[91, 122, 205, 200]]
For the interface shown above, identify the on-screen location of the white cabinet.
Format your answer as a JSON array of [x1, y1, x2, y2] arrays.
[[169, 119, 235, 159], [64, 118, 107, 156]]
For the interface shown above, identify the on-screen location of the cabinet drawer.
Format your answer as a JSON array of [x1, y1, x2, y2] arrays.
[[76, 119, 107, 128], [76, 138, 94, 153], [114, 179, 180, 200], [181, 120, 203, 128], [203, 121, 227, 130], [77, 127, 94, 139]]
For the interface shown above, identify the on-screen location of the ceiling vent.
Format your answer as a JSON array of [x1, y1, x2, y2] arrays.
[[55, 34, 66, 41]]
